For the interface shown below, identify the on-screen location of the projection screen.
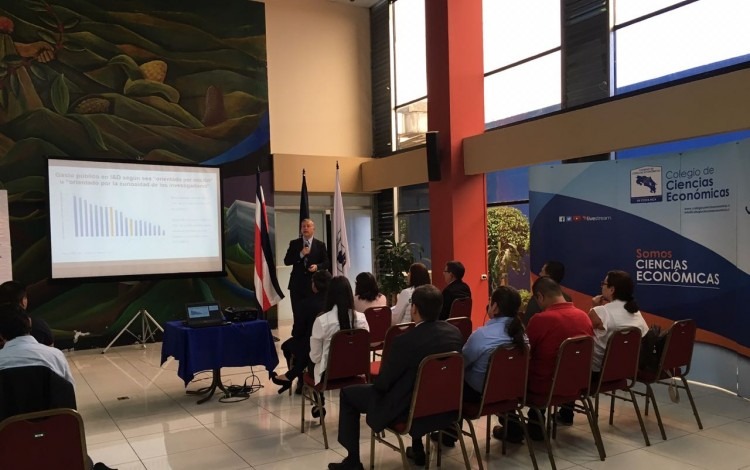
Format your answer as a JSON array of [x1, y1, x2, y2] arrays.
[[47, 158, 225, 280]]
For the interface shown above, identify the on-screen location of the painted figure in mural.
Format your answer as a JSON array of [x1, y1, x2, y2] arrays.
[[284, 219, 330, 315], [0, 16, 56, 123]]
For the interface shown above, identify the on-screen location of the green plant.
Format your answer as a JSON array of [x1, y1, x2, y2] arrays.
[[518, 288, 532, 313], [487, 206, 530, 290], [375, 232, 422, 301]]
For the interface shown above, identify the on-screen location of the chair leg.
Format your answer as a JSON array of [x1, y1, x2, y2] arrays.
[[315, 391, 329, 449], [501, 413, 508, 455], [629, 389, 651, 446], [518, 411, 539, 470], [582, 397, 606, 460], [425, 432, 432, 470], [485, 415, 491, 454], [436, 431, 442, 468], [646, 383, 667, 440], [609, 392, 616, 425], [370, 431, 376, 469], [532, 407, 556, 470], [551, 406, 557, 440], [464, 418, 483, 470], [455, 421, 472, 470], [644, 389, 650, 416], [300, 385, 307, 433], [594, 392, 600, 419], [681, 377, 704, 430], [392, 433, 409, 470]]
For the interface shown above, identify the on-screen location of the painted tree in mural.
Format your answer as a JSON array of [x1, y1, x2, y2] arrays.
[[0, 0, 269, 345]]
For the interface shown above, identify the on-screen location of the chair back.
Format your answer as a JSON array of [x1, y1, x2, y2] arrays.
[[660, 319, 697, 375], [404, 352, 464, 430], [324, 328, 371, 384], [477, 345, 529, 416], [381, 322, 415, 360], [446, 316, 472, 345], [0, 366, 77, 422], [547, 336, 594, 406], [449, 297, 473, 319], [596, 327, 641, 391], [0, 408, 88, 470], [363, 306, 392, 349]]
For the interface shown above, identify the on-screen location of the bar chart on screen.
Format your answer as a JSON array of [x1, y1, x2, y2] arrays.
[[71, 196, 166, 238]]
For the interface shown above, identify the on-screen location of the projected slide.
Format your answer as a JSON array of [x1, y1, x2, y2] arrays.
[[48, 158, 224, 280]]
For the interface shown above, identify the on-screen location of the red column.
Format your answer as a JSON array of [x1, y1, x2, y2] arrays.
[[425, 0, 488, 327]]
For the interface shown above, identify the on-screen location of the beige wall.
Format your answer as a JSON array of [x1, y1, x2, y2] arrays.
[[263, 0, 372, 158]]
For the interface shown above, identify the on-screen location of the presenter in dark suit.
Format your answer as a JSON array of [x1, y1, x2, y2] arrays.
[[328, 284, 464, 470], [439, 260, 472, 320], [283, 218, 330, 315]]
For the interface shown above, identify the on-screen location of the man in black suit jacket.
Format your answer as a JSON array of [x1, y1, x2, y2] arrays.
[[283, 219, 330, 315], [328, 285, 464, 470], [439, 260, 472, 320]]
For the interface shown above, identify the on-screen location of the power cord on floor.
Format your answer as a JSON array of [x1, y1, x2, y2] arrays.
[[219, 367, 265, 403]]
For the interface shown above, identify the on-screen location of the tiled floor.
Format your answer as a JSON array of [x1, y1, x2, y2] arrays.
[[68, 324, 750, 469]]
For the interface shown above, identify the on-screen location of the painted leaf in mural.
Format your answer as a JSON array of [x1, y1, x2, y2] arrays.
[[50, 73, 70, 114]]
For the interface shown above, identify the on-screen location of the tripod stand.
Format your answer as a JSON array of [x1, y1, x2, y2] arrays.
[[102, 309, 164, 354]]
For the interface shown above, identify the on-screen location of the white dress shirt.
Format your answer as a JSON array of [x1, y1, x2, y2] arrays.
[[309, 305, 369, 384], [0, 335, 75, 385], [390, 287, 414, 324]]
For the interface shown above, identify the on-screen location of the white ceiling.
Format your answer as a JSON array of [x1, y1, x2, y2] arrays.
[[327, 0, 381, 8]]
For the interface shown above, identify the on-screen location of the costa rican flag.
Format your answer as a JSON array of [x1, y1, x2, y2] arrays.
[[332, 163, 350, 277], [254, 172, 284, 311]]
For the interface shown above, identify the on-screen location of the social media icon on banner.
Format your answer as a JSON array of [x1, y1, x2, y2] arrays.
[[558, 216, 565, 222]]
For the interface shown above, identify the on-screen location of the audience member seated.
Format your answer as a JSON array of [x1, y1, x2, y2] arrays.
[[0, 280, 54, 347], [274, 270, 332, 395], [327, 285, 464, 470], [391, 263, 431, 325], [433, 285, 528, 447], [309, 276, 369, 418], [590, 270, 649, 373], [523, 261, 572, 325], [497, 277, 593, 441], [0, 303, 115, 470], [439, 260, 472, 320], [353, 272, 387, 313]]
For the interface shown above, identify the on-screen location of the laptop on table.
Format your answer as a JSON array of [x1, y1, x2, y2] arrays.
[[184, 301, 230, 328]]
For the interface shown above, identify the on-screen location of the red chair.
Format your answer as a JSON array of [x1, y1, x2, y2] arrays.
[[370, 322, 415, 380], [446, 316, 472, 345], [301, 328, 370, 448], [371, 352, 471, 470], [635, 319, 702, 440], [0, 408, 88, 470], [525, 336, 604, 470], [364, 306, 392, 359], [461, 345, 536, 470], [449, 297, 472, 319], [593, 327, 650, 449]]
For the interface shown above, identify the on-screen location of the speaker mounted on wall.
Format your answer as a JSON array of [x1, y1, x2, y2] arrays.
[[426, 131, 441, 182]]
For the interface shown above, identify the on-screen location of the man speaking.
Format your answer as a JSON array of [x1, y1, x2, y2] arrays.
[[284, 219, 330, 314]]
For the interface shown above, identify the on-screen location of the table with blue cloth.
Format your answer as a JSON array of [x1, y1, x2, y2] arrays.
[[160, 320, 279, 403]]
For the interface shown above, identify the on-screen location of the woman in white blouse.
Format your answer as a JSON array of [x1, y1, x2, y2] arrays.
[[308, 276, 369, 417], [391, 263, 431, 324], [353, 272, 387, 313], [589, 270, 649, 373]]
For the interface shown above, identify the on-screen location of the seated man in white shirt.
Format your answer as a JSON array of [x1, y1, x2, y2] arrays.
[[0, 303, 116, 470]]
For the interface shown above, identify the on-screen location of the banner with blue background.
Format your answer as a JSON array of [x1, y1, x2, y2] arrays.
[[530, 140, 750, 354]]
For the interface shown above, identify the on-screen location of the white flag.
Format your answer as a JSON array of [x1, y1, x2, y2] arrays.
[[332, 164, 350, 277]]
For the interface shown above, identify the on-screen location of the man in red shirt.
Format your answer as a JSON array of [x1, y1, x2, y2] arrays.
[[496, 276, 593, 441]]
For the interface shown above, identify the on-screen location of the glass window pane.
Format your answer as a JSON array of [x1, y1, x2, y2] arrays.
[[398, 184, 429, 212], [486, 167, 530, 204], [614, 0, 685, 25], [399, 212, 431, 270], [484, 52, 562, 125], [615, 0, 750, 90], [394, 0, 427, 105], [395, 98, 428, 150], [483, 0, 561, 72]]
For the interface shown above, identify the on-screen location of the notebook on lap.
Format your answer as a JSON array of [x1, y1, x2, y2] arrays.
[[185, 301, 229, 328]]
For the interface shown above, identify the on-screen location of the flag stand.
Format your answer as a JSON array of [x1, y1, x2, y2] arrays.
[[102, 309, 164, 354]]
